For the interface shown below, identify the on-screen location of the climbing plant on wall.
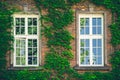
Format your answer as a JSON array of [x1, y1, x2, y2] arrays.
[[1, 0, 120, 80], [0, 2, 14, 70]]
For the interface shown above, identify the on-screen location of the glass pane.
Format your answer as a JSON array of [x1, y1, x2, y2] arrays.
[[98, 48, 102, 55], [85, 27, 89, 34], [28, 48, 32, 56], [33, 18, 37, 26], [28, 18, 32, 26], [28, 57, 32, 64], [93, 48, 97, 55], [33, 39, 37, 47], [20, 49, 25, 56], [80, 28, 84, 34], [92, 27, 96, 34], [93, 39, 96, 47], [92, 18, 96, 25], [98, 39, 102, 47], [97, 18, 101, 25], [16, 48, 20, 56], [85, 39, 89, 47], [93, 57, 97, 64], [21, 18, 25, 26], [97, 27, 101, 34], [33, 27, 37, 34], [85, 18, 89, 26], [80, 18, 85, 26], [21, 27, 25, 34], [80, 39, 84, 47], [16, 18, 20, 26], [21, 57, 25, 65], [85, 48, 89, 56], [16, 57, 20, 65], [16, 39, 20, 47], [33, 48, 37, 56], [21, 40, 25, 47], [33, 57, 37, 65], [16, 27, 20, 34], [28, 39, 32, 47], [28, 27, 32, 34], [98, 57, 102, 64], [85, 57, 90, 64]]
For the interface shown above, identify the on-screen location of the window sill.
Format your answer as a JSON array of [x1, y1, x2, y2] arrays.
[[74, 65, 110, 71], [7, 66, 43, 71]]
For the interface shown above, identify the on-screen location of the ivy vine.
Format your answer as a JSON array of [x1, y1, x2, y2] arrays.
[[0, 0, 120, 80]]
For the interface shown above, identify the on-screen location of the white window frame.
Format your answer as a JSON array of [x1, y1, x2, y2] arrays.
[[13, 14, 40, 67], [78, 14, 104, 67]]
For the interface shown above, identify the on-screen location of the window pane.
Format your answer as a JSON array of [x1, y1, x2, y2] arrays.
[[97, 27, 101, 34], [16, 57, 20, 65], [15, 18, 25, 35], [85, 27, 89, 34], [28, 48, 32, 56], [33, 57, 37, 65], [28, 39, 38, 65], [80, 39, 90, 65], [21, 27, 25, 34], [16, 18, 20, 26], [28, 27, 32, 34], [92, 27, 96, 34], [15, 39, 26, 66], [93, 48, 97, 55], [33, 18, 37, 26], [28, 18, 32, 26], [21, 57, 25, 65], [97, 18, 101, 25], [92, 18, 102, 35], [80, 28, 84, 34], [16, 48, 20, 56], [33, 39, 37, 47], [16, 39, 20, 47], [92, 18, 96, 25], [28, 18, 37, 35], [33, 48, 37, 56], [33, 27, 37, 34], [98, 57, 102, 64], [16, 27, 20, 34], [20, 49, 25, 56], [21, 18, 25, 26], [92, 39, 102, 65], [28, 57, 32, 65], [85, 18, 89, 26], [92, 39, 96, 47], [85, 39, 89, 47], [98, 39, 102, 47], [28, 39, 32, 47], [98, 48, 102, 55], [80, 18, 89, 35], [80, 18, 85, 26]]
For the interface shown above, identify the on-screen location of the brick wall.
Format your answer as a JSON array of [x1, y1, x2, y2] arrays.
[[6, 0, 113, 71]]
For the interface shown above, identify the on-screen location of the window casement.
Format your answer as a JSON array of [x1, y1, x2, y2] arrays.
[[78, 14, 104, 67], [13, 14, 39, 67]]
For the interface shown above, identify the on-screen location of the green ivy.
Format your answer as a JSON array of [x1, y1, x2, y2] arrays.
[[1, 0, 120, 80], [0, 2, 14, 70]]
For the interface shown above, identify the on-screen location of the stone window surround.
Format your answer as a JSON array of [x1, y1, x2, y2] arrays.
[[8, 13, 42, 70], [74, 10, 110, 71]]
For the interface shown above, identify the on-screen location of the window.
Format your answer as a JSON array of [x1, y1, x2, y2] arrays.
[[78, 14, 104, 66], [13, 14, 39, 67]]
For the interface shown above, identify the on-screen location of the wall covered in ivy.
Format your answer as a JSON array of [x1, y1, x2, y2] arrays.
[[0, 0, 120, 80]]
